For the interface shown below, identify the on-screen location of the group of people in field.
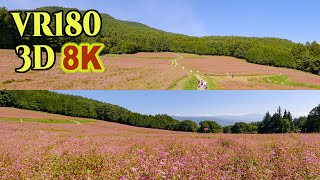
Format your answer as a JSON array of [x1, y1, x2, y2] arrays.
[[198, 80, 208, 90]]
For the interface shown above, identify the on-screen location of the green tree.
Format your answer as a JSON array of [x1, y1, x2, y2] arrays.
[[0, 91, 183, 132], [293, 117, 307, 132], [0, 7, 16, 48], [258, 107, 292, 134], [308, 41, 320, 57], [223, 126, 232, 133], [234, 46, 248, 59], [231, 122, 258, 134], [258, 112, 272, 133], [120, 41, 138, 54], [199, 121, 223, 133], [279, 118, 291, 133], [176, 120, 199, 132], [292, 43, 308, 61], [0, 90, 16, 106], [305, 105, 320, 133]]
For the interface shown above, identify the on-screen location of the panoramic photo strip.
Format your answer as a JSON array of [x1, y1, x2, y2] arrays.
[[0, 90, 320, 178], [0, 0, 320, 179], [0, 0, 319, 90]]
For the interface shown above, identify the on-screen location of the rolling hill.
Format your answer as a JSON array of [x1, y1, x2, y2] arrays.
[[1, 107, 319, 179], [0, 6, 319, 75]]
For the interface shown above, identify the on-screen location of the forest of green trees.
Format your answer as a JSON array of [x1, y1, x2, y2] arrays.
[[223, 107, 320, 134], [1, 91, 319, 133], [0, 90, 182, 130], [0, 6, 319, 75]]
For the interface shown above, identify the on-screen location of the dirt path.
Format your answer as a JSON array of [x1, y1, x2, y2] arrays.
[[71, 120, 81, 125], [169, 53, 188, 89], [172, 54, 207, 90], [172, 53, 184, 66]]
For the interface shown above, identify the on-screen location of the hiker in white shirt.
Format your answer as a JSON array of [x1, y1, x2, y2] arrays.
[[204, 81, 208, 90]]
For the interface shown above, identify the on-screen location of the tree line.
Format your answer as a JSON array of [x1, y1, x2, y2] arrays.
[[165, 106, 320, 134], [1, 90, 320, 133], [220, 107, 320, 134], [0, 6, 319, 75], [0, 90, 181, 130]]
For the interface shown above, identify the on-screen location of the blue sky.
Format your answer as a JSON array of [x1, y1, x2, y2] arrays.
[[2, 0, 320, 43], [55, 91, 320, 117]]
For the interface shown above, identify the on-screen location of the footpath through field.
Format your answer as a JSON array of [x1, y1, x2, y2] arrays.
[[172, 53, 183, 66], [173, 53, 207, 90], [72, 120, 81, 125]]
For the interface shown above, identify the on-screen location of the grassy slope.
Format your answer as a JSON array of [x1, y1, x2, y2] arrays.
[[201, 75, 220, 90], [167, 75, 189, 90], [0, 117, 96, 124], [250, 75, 320, 89], [183, 74, 198, 90]]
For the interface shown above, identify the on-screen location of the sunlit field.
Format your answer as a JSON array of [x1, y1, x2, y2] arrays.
[[178, 55, 320, 90], [1, 108, 319, 179], [1, 50, 320, 90], [0, 50, 189, 90]]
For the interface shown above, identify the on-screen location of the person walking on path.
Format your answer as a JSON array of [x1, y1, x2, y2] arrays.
[[204, 81, 208, 90]]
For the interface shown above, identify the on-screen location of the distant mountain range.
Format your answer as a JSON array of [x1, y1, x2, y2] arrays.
[[172, 113, 264, 126]]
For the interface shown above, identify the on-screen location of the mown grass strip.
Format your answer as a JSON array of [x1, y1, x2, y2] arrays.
[[183, 74, 198, 90], [250, 75, 320, 89], [201, 75, 220, 90]]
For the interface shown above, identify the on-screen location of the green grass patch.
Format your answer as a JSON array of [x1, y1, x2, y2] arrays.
[[263, 74, 290, 84], [105, 54, 122, 57], [178, 53, 206, 59], [0, 118, 96, 124], [183, 74, 198, 90], [201, 75, 220, 90], [250, 75, 320, 89]]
